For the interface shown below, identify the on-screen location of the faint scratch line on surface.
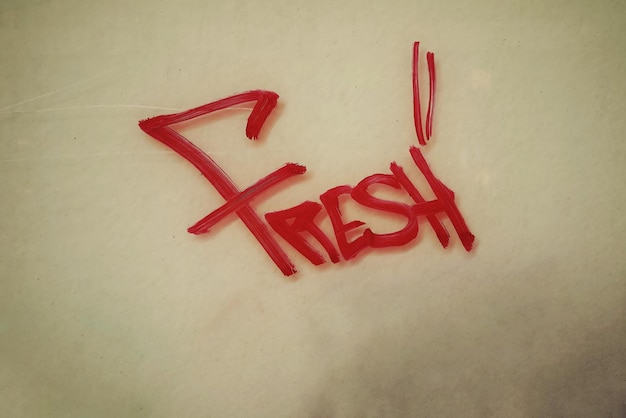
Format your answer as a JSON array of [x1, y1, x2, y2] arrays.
[[0, 69, 117, 112], [0, 105, 255, 115], [0, 150, 226, 163]]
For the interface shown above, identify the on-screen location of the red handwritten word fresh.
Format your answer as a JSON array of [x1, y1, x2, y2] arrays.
[[139, 42, 475, 276]]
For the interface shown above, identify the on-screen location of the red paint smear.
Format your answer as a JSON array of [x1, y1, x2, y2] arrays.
[[139, 91, 298, 276]]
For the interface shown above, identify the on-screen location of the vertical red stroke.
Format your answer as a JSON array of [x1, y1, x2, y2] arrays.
[[412, 42, 437, 145], [139, 90, 298, 276], [412, 42, 426, 146], [426, 52, 436, 140]]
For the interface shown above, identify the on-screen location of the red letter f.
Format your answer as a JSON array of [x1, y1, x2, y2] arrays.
[[139, 90, 301, 276]]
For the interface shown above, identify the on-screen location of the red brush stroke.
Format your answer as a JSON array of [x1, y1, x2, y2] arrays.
[[265, 201, 341, 266], [426, 51, 436, 140], [140, 90, 278, 140], [412, 42, 427, 146], [351, 174, 419, 247], [139, 90, 299, 276], [389, 161, 450, 248], [189, 163, 306, 235], [412, 42, 436, 145], [320, 185, 370, 260]]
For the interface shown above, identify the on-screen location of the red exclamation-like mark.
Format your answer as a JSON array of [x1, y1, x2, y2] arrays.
[[412, 42, 437, 145]]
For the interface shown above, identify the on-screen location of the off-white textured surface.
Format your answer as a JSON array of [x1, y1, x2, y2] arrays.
[[1, 1, 625, 417]]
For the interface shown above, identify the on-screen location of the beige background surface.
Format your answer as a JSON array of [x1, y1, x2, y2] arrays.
[[1, 1, 625, 417]]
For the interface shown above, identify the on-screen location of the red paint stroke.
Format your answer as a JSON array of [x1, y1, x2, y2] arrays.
[[426, 51, 436, 140], [389, 161, 450, 248], [316, 156, 472, 262], [412, 42, 426, 145], [320, 185, 370, 260], [351, 174, 419, 248], [408, 147, 475, 251], [265, 201, 341, 266], [412, 42, 436, 145], [140, 90, 278, 140], [189, 163, 306, 235], [139, 90, 299, 276]]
